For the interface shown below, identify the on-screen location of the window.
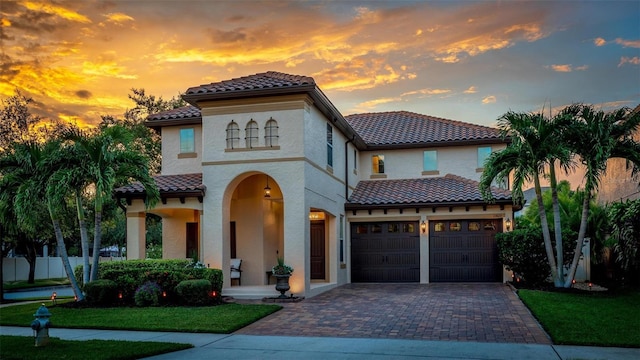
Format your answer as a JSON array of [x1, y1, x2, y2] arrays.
[[477, 146, 492, 168], [339, 215, 344, 263], [353, 149, 357, 170], [423, 150, 437, 171], [226, 121, 240, 149], [245, 120, 258, 148], [326, 123, 333, 167], [434, 222, 445, 232], [180, 128, 195, 153], [264, 118, 279, 147], [372, 155, 384, 174]]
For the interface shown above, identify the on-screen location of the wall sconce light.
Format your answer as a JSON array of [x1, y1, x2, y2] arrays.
[[420, 221, 426, 233], [264, 175, 271, 198], [505, 218, 512, 231]]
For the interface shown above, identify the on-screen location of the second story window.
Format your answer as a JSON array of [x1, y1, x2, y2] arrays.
[[477, 146, 492, 169], [245, 120, 259, 148], [226, 121, 240, 149], [264, 118, 279, 147], [372, 155, 384, 174], [423, 150, 437, 171], [180, 128, 195, 153], [327, 123, 333, 167]]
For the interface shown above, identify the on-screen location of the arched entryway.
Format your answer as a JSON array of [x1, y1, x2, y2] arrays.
[[226, 173, 284, 286]]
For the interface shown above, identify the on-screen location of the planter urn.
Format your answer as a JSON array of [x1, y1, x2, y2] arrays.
[[274, 274, 291, 298]]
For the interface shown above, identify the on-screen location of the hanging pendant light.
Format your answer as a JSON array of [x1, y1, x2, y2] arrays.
[[264, 175, 271, 198]]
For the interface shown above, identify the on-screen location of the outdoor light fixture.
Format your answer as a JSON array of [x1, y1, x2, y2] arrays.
[[505, 218, 512, 231], [420, 221, 427, 233], [264, 175, 271, 198], [51, 291, 57, 305]]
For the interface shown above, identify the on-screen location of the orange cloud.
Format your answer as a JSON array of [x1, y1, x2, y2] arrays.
[[594, 37, 606, 46], [615, 38, 640, 48], [464, 86, 477, 94], [104, 12, 134, 24], [619, 56, 640, 67], [23, 1, 91, 23], [482, 96, 496, 104], [550, 64, 572, 72]]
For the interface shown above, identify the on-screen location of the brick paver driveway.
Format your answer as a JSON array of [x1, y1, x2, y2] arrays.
[[236, 283, 551, 344]]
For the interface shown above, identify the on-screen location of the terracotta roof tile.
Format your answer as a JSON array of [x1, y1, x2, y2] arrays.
[[147, 106, 201, 121], [115, 173, 205, 196], [185, 71, 315, 96], [345, 111, 501, 146], [347, 174, 511, 206]]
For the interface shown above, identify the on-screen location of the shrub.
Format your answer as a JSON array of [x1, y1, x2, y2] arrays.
[[134, 281, 163, 307], [497, 224, 575, 286], [175, 279, 212, 306], [83, 279, 118, 305]]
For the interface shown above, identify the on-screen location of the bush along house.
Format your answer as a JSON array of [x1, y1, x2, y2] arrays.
[[115, 71, 515, 299]]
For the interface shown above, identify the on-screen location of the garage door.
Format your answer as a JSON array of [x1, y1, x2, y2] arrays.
[[429, 219, 501, 282], [351, 222, 420, 282]]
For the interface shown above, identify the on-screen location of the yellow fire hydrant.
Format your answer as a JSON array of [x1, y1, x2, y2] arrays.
[[31, 304, 52, 346]]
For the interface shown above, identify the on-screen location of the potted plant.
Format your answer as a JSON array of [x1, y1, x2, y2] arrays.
[[272, 256, 293, 298]]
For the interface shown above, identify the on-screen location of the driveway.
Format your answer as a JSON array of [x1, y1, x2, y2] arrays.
[[236, 283, 551, 344]]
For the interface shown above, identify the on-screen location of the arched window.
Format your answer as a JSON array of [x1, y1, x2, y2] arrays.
[[245, 120, 259, 148], [226, 121, 240, 149], [264, 118, 279, 147]]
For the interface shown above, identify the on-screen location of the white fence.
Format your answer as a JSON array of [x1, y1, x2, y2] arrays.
[[3, 256, 124, 282]]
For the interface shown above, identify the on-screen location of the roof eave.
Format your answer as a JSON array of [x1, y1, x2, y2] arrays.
[[344, 198, 517, 211], [363, 137, 508, 150], [144, 116, 203, 130]]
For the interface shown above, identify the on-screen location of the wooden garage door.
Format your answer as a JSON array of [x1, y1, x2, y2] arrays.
[[351, 222, 420, 282], [429, 219, 501, 282]]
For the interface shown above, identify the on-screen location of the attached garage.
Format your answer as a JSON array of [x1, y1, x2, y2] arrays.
[[429, 219, 502, 282], [351, 221, 420, 282]]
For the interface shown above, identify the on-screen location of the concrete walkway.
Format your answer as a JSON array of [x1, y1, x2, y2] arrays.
[[1, 326, 639, 359]]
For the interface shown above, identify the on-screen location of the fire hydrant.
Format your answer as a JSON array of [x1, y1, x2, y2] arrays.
[[31, 304, 52, 346]]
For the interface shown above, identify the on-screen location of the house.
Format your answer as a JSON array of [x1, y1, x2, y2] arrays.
[[115, 71, 515, 298]]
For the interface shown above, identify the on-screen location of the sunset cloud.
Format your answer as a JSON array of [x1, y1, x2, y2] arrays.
[[482, 96, 496, 104], [594, 37, 606, 46], [464, 86, 477, 94], [615, 38, 640, 48], [618, 56, 640, 67], [23, 1, 91, 23]]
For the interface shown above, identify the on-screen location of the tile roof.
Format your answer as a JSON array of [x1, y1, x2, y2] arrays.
[[147, 106, 201, 121], [185, 71, 315, 96], [345, 111, 502, 146], [115, 173, 205, 197], [346, 174, 511, 207]]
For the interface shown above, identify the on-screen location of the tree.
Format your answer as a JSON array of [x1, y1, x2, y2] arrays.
[[0, 140, 85, 300], [480, 110, 573, 287], [561, 105, 640, 287], [608, 199, 640, 286], [63, 125, 160, 282], [0, 90, 40, 152]]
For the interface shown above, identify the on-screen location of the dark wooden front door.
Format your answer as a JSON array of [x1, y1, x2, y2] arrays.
[[351, 222, 420, 282], [186, 222, 198, 260], [429, 219, 501, 282], [310, 220, 326, 279]]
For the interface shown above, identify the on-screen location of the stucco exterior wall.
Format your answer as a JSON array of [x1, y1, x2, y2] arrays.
[[358, 144, 507, 182], [161, 125, 203, 175]]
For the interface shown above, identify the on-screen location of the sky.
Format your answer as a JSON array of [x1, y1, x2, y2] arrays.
[[1, 0, 639, 128]]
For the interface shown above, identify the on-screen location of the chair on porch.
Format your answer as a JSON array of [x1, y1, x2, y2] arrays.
[[230, 258, 242, 286]]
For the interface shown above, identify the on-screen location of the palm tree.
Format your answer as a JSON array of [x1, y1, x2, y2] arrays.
[[480, 110, 572, 287], [65, 125, 159, 282], [0, 140, 85, 300], [561, 104, 640, 287]]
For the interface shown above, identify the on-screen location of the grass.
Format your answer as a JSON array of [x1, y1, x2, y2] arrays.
[[0, 335, 192, 360], [0, 301, 281, 333], [3, 278, 70, 290], [518, 289, 640, 347]]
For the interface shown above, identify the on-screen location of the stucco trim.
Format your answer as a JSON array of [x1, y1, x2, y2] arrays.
[[200, 95, 312, 116], [178, 152, 197, 159], [421, 170, 440, 176], [225, 146, 281, 152]]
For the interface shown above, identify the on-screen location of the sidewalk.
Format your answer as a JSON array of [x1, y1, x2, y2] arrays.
[[1, 326, 639, 359]]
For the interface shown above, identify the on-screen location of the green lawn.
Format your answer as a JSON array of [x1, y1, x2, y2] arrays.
[[518, 289, 640, 347], [0, 335, 192, 360], [0, 301, 281, 333]]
